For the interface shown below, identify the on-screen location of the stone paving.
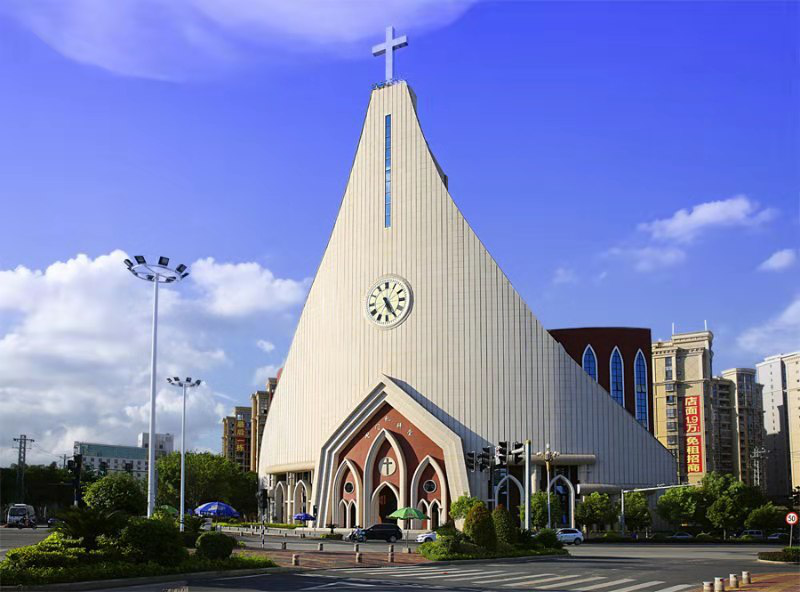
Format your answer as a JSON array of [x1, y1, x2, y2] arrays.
[[242, 548, 430, 570]]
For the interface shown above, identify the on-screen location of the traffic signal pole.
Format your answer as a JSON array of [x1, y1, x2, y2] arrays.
[[524, 440, 531, 531]]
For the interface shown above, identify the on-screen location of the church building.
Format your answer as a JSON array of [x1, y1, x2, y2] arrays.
[[258, 28, 676, 530]]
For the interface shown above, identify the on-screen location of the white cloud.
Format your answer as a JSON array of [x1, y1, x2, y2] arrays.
[[737, 295, 800, 357], [192, 257, 308, 317], [2, 0, 477, 80], [637, 195, 776, 244], [0, 250, 302, 466], [606, 246, 687, 273], [758, 248, 797, 272], [256, 339, 275, 353], [552, 266, 577, 285], [253, 364, 280, 388]]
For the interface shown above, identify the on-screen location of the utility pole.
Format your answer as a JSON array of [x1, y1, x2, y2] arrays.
[[750, 447, 766, 490], [13, 435, 34, 503]]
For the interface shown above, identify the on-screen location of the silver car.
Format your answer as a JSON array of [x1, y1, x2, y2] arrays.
[[556, 528, 584, 545]]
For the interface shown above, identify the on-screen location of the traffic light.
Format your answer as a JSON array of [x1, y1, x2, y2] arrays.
[[465, 451, 476, 471], [257, 489, 269, 510], [478, 446, 493, 471], [511, 442, 524, 464], [496, 441, 508, 467], [792, 487, 800, 508]]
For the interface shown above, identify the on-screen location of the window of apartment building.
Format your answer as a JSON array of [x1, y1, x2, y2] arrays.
[[667, 435, 678, 446], [665, 357, 673, 381], [666, 408, 677, 419], [667, 421, 678, 432], [666, 394, 677, 405]]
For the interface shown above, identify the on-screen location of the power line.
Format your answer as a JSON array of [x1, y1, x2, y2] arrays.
[[12, 435, 34, 503]]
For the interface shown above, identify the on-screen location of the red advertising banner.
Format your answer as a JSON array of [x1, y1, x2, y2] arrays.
[[684, 395, 703, 474]]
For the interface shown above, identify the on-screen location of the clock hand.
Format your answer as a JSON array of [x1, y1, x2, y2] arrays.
[[383, 297, 395, 315]]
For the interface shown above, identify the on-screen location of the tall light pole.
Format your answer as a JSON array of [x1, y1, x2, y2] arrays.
[[167, 376, 201, 532], [125, 255, 189, 517], [535, 443, 560, 529]]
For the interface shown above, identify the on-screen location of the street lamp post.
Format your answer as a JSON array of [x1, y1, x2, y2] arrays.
[[167, 377, 202, 532], [535, 443, 560, 529], [125, 255, 189, 518]]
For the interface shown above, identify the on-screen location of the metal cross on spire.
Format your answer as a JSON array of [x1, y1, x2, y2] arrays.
[[372, 26, 408, 83]]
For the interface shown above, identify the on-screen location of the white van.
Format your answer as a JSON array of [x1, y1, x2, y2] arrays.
[[7, 504, 36, 528]]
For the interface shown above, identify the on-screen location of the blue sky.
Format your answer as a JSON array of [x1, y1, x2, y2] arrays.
[[0, 1, 797, 464]]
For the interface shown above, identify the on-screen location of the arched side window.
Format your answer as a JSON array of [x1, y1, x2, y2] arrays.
[[582, 345, 598, 381], [609, 347, 624, 406], [634, 350, 649, 428]]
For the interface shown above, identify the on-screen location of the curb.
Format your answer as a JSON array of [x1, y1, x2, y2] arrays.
[[757, 559, 800, 565], [325, 552, 569, 570], [0, 566, 300, 591]]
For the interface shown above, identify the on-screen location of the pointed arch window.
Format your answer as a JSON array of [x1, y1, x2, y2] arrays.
[[609, 347, 624, 406], [634, 350, 649, 428], [582, 345, 598, 381]]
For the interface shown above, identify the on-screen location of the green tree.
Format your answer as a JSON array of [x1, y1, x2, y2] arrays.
[[656, 486, 703, 528], [450, 494, 484, 520], [156, 452, 256, 517], [622, 492, 652, 532], [519, 492, 563, 529], [745, 503, 787, 532], [492, 504, 517, 546], [464, 503, 496, 550], [707, 480, 761, 539], [575, 492, 618, 531], [84, 472, 146, 515]]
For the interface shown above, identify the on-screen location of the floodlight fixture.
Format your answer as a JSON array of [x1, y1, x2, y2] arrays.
[[158, 256, 170, 266]]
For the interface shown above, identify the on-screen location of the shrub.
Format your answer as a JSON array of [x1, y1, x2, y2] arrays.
[[535, 528, 559, 549], [695, 533, 715, 542], [117, 517, 188, 565], [450, 495, 485, 520], [517, 529, 543, 550], [196, 531, 237, 560], [757, 547, 799, 563], [320, 533, 343, 540], [464, 504, 496, 551], [492, 505, 517, 546], [84, 472, 147, 516], [601, 532, 625, 542], [54, 507, 128, 550]]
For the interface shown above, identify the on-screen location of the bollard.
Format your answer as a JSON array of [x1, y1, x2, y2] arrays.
[[714, 577, 725, 592], [729, 574, 739, 588], [388, 551, 395, 563], [355, 552, 362, 563], [741, 572, 751, 585], [318, 543, 324, 551], [353, 543, 360, 552], [280, 541, 287, 550], [388, 544, 394, 553], [404, 546, 412, 554], [703, 582, 713, 592], [292, 554, 299, 566]]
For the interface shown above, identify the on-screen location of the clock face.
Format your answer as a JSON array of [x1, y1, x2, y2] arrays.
[[366, 276, 412, 328]]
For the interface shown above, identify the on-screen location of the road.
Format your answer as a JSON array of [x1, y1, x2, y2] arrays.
[[0, 526, 49, 558], [96, 544, 798, 592], [238, 531, 421, 553]]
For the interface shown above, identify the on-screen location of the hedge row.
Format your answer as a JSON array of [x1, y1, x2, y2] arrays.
[[757, 547, 799, 563]]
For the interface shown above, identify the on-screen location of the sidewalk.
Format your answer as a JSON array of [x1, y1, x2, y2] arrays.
[[745, 572, 800, 592], [243, 548, 430, 569]]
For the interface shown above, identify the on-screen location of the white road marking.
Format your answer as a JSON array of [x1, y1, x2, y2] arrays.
[[469, 573, 557, 584], [506, 574, 585, 587], [580, 579, 636, 590], [650, 585, 696, 592], [607, 581, 666, 592], [416, 569, 497, 579], [537, 576, 607, 589]]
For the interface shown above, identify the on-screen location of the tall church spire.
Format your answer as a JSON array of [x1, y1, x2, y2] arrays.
[[372, 26, 408, 82]]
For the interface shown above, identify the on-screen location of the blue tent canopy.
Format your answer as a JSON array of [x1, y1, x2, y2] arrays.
[[194, 501, 240, 518]]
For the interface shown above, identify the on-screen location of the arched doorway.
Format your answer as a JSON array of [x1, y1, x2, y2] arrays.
[[349, 501, 357, 528], [274, 482, 286, 523], [371, 482, 399, 524]]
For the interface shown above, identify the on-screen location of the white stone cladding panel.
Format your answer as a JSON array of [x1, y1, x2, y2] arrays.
[[259, 83, 676, 488]]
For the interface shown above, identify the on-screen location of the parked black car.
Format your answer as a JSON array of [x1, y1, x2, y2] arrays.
[[363, 523, 402, 542]]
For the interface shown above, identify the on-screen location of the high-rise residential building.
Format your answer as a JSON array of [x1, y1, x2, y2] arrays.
[[250, 377, 278, 474], [719, 368, 765, 489], [757, 352, 800, 501], [137, 432, 174, 457], [652, 330, 715, 484], [222, 406, 252, 472]]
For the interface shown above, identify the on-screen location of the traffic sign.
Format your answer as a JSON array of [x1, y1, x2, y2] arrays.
[[786, 511, 798, 525]]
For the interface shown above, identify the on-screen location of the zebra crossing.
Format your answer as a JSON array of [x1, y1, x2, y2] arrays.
[[327, 564, 698, 591]]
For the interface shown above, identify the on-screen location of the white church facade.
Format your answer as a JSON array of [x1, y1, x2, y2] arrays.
[[258, 30, 676, 530]]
